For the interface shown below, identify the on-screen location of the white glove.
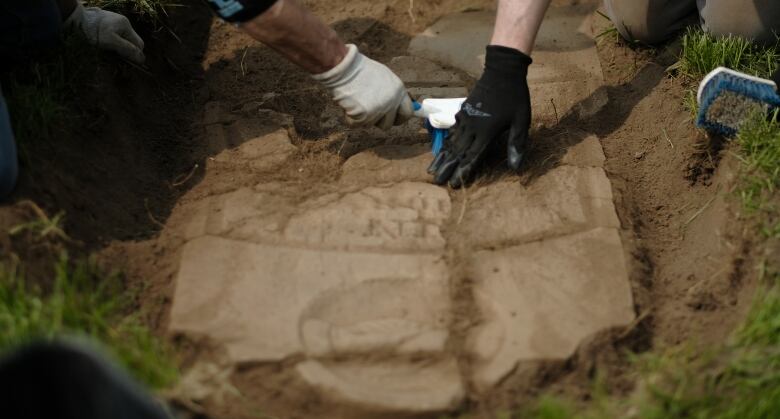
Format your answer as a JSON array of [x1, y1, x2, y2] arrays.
[[65, 2, 145, 64], [313, 44, 414, 129]]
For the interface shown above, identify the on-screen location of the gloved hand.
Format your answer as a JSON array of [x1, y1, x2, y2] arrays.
[[428, 45, 532, 188], [313, 44, 414, 129], [65, 2, 146, 64]]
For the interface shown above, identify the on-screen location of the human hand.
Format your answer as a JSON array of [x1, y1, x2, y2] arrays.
[[314, 44, 414, 129], [66, 3, 146, 64], [428, 46, 532, 188]]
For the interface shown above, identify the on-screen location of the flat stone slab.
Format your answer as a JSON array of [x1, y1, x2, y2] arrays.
[[170, 236, 451, 363], [182, 182, 452, 252], [297, 359, 465, 413], [341, 144, 433, 184], [409, 6, 606, 121], [457, 165, 620, 247], [466, 227, 635, 390], [388, 55, 469, 101], [170, 4, 636, 412], [388, 56, 465, 86]]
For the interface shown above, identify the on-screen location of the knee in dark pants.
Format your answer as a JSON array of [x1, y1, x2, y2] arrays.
[[604, 0, 697, 45], [0, 90, 18, 200], [699, 0, 780, 45]]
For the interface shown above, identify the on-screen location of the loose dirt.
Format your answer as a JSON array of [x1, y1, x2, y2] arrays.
[[0, 0, 759, 418]]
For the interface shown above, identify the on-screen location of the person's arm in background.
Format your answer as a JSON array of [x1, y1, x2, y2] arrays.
[[211, 0, 412, 129], [429, 0, 551, 188], [59, 0, 146, 63]]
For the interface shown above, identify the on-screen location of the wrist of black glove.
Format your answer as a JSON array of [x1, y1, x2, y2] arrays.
[[428, 45, 532, 188]]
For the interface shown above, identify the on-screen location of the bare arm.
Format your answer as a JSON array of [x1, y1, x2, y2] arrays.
[[239, 0, 348, 74], [490, 0, 551, 54]]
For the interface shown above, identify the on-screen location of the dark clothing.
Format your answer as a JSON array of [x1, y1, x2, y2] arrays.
[[0, 341, 172, 419], [204, 0, 278, 23], [0, 1, 62, 67], [0, 84, 16, 198], [604, 0, 780, 45]]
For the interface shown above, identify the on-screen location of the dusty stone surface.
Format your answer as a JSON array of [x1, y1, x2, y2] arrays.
[[170, 182, 457, 412], [388, 55, 469, 101], [170, 236, 450, 363], [560, 135, 607, 167], [297, 359, 465, 412], [388, 56, 465, 85], [409, 6, 606, 120], [408, 11, 492, 78], [457, 165, 620, 247], [181, 182, 452, 252], [342, 144, 433, 184], [212, 128, 297, 171], [467, 227, 635, 390]]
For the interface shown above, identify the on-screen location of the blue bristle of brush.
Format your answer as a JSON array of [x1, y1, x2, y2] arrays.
[[432, 129, 446, 155], [697, 71, 780, 136], [423, 119, 448, 155]]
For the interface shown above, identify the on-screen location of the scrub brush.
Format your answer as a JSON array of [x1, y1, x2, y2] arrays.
[[696, 66, 780, 136], [413, 97, 466, 155]]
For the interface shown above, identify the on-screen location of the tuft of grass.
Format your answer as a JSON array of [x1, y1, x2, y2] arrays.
[[678, 29, 780, 115], [9, 201, 69, 241], [679, 28, 780, 80], [0, 254, 178, 389], [736, 110, 780, 220]]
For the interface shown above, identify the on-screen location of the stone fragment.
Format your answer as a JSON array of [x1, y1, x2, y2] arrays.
[[458, 166, 619, 247], [173, 361, 239, 405], [207, 111, 297, 172], [241, 129, 297, 171], [559, 135, 606, 167], [341, 144, 433, 184], [296, 359, 465, 412], [169, 236, 450, 363], [409, 7, 606, 120], [283, 182, 451, 252], [467, 228, 635, 390]]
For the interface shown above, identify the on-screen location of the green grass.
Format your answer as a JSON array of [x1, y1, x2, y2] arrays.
[[678, 29, 780, 116], [736, 111, 780, 221], [679, 28, 780, 80], [0, 254, 178, 389]]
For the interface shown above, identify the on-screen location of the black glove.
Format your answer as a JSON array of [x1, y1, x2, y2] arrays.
[[428, 45, 532, 188]]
